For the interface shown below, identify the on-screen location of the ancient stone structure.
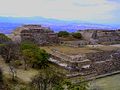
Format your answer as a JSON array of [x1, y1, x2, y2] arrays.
[[50, 50, 91, 71], [60, 40, 90, 47], [19, 25, 59, 45], [116, 29, 120, 36], [78, 30, 120, 44], [50, 49, 120, 77]]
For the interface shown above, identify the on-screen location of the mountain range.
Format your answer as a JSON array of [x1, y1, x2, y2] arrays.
[[0, 16, 119, 34]]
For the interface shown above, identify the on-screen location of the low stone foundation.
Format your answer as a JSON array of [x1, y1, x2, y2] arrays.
[[49, 49, 120, 78]]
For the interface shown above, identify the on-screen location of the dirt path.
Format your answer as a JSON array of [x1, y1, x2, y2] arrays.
[[0, 56, 38, 83]]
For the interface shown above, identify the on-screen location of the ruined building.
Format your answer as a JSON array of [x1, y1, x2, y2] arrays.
[[49, 48, 120, 77], [78, 29, 120, 44], [19, 25, 59, 45]]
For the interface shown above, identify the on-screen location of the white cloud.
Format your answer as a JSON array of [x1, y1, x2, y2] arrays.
[[0, 0, 119, 23]]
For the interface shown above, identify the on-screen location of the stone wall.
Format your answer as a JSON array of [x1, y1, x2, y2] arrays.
[[19, 24, 59, 45], [50, 49, 120, 76], [87, 50, 120, 75], [78, 30, 120, 44], [61, 40, 90, 47]]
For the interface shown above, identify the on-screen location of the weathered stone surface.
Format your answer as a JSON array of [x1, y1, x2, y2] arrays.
[[50, 49, 120, 76], [78, 30, 120, 44], [19, 24, 59, 45]]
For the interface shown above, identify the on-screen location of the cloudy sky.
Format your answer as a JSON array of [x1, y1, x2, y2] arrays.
[[0, 0, 120, 25]]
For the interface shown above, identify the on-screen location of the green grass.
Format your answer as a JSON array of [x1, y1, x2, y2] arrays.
[[89, 74, 120, 90]]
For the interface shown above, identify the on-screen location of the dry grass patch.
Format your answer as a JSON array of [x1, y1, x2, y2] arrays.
[[87, 45, 120, 51], [40, 45, 97, 55]]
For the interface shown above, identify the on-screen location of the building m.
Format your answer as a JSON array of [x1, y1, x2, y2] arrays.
[[20, 25, 59, 45]]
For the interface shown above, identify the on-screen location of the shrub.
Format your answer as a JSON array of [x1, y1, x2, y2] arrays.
[[72, 32, 82, 39], [58, 31, 69, 37]]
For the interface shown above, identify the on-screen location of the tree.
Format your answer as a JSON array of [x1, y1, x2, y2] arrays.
[[31, 68, 89, 90], [0, 44, 6, 55], [72, 32, 82, 39], [21, 48, 35, 70], [0, 42, 20, 63], [58, 31, 69, 37], [34, 49, 49, 69], [9, 64, 17, 81], [0, 68, 3, 82], [31, 68, 63, 90], [20, 42, 49, 69], [0, 33, 15, 63], [54, 77, 88, 90], [0, 68, 5, 90], [20, 42, 38, 68], [0, 33, 11, 43]]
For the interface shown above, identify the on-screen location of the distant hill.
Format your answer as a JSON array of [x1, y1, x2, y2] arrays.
[[0, 16, 119, 34]]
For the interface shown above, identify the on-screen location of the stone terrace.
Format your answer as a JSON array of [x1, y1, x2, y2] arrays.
[[41, 45, 120, 77]]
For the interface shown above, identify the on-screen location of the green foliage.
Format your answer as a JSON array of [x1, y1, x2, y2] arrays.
[[20, 42, 38, 51], [31, 68, 64, 90], [0, 44, 6, 54], [0, 33, 11, 43], [0, 44, 6, 47], [0, 42, 20, 63], [72, 32, 82, 39], [58, 31, 70, 37], [54, 77, 88, 90], [31, 69, 88, 90], [13, 60, 22, 68], [34, 49, 49, 69], [0, 33, 11, 56], [20, 42, 49, 69]]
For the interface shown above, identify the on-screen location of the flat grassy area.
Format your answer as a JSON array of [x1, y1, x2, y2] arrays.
[[41, 45, 120, 55], [70, 74, 120, 90], [40, 45, 97, 55], [89, 74, 120, 90]]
